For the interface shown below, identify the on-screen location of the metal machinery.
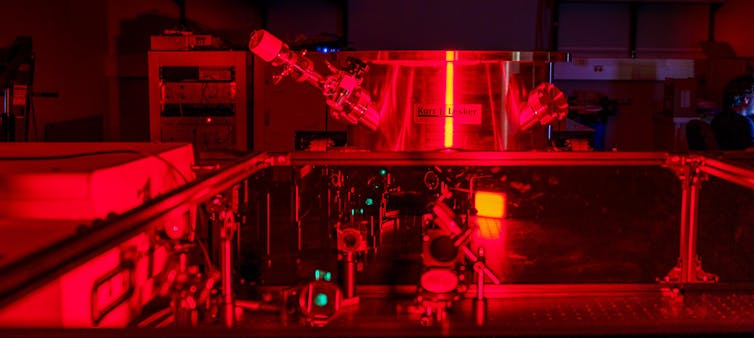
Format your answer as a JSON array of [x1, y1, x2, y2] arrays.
[[0, 37, 34, 142], [148, 50, 251, 160], [0, 143, 196, 327], [246, 29, 568, 325], [5, 28, 754, 336], [248, 30, 568, 152], [4, 149, 754, 334]]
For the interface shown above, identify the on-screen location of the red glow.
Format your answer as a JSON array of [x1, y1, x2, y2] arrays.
[[471, 216, 507, 284], [0, 143, 195, 220], [0, 143, 196, 327], [164, 222, 187, 240], [444, 51, 456, 149], [476, 217, 502, 240], [420, 269, 459, 293], [0, 233, 153, 327], [474, 191, 505, 241], [475, 191, 506, 218]]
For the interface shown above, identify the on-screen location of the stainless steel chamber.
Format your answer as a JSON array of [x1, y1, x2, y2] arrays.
[[334, 51, 569, 151]]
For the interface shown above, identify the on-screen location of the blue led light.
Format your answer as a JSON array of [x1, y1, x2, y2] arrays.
[[314, 46, 339, 54]]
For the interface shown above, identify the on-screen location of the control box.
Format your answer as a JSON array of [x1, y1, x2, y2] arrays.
[[148, 51, 251, 158]]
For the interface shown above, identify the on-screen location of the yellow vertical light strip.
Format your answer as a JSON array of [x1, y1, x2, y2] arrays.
[[444, 51, 455, 149]]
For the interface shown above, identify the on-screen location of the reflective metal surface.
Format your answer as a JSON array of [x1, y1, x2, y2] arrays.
[[250, 162, 680, 286], [337, 51, 568, 63], [334, 51, 568, 151], [5, 149, 754, 334], [231, 288, 754, 336]]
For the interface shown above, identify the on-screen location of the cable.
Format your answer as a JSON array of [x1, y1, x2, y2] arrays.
[[0, 149, 191, 184], [29, 87, 38, 141], [0, 149, 140, 160], [136, 307, 172, 328], [196, 237, 215, 269]]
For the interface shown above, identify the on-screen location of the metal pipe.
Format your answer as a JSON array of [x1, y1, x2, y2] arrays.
[[678, 173, 691, 284], [2, 88, 8, 114], [474, 298, 486, 327], [344, 252, 356, 299], [473, 247, 488, 326], [629, 3, 639, 58], [2, 87, 10, 142], [370, 215, 375, 251], [266, 191, 271, 264], [236, 183, 245, 277], [462, 246, 500, 285], [700, 158, 754, 191], [708, 3, 723, 42], [286, 151, 669, 167], [221, 219, 234, 328], [295, 179, 301, 252], [685, 176, 701, 283], [476, 248, 485, 300], [236, 299, 279, 312], [701, 166, 754, 191], [0, 152, 273, 307], [550, 0, 560, 51], [703, 158, 754, 179]]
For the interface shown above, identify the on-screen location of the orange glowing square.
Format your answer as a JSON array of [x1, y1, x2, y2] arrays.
[[475, 191, 505, 218]]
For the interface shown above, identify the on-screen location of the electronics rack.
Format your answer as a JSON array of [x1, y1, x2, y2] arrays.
[[148, 51, 250, 157]]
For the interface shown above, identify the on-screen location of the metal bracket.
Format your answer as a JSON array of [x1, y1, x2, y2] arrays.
[[661, 155, 718, 285], [664, 155, 705, 184], [208, 192, 239, 327], [660, 255, 719, 284]]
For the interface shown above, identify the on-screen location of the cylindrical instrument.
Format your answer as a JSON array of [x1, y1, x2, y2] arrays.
[[336, 51, 568, 151]]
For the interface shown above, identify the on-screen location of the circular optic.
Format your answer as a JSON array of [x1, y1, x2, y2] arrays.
[[420, 269, 459, 293], [423, 171, 440, 190], [343, 234, 358, 249], [164, 223, 187, 240], [365, 198, 374, 206], [429, 236, 458, 263]]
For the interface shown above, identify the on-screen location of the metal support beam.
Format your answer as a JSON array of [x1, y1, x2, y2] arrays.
[[662, 155, 718, 285], [628, 2, 639, 58], [0, 152, 274, 307], [708, 3, 723, 42]]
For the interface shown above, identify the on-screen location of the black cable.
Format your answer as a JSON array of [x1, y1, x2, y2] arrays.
[[26, 52, 36, 141], [0, 149, 138, 160], [28, 86, 38, 140], [0, 149, 191, 184]]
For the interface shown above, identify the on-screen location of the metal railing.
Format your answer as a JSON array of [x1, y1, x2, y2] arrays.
[[4, 150, 754, 308]]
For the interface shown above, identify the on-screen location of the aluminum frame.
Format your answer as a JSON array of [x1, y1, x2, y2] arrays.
[[4, 150, 754, 311]]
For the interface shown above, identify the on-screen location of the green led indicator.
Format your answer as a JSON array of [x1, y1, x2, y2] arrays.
[[314, 269, 321, 280], [360, 208, 364, 215], [365, 198, 374, 206], [379, 169, 387, 176], [314, 293, 329, 307], [351, 209, 355, 216], [324, 272, 332, 282]]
